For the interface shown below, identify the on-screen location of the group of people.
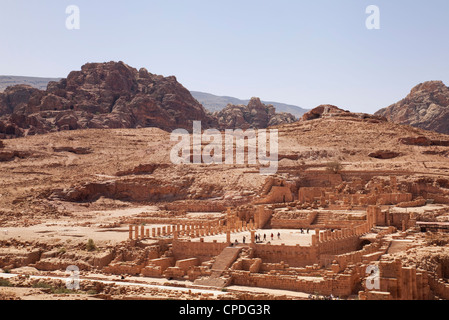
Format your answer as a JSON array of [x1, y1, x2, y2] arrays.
[[231, 232, 283, 246], [255, 232, 281, 243], [231, 229, 313, 246]]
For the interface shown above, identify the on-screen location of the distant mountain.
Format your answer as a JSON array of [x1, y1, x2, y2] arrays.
[[375, 81, 449, 135], [191, 91, 307, 119], [0, 76, 60, 92]]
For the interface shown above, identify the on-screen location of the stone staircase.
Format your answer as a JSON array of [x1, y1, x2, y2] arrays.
[[312, 212, 332, 226], [193, 246, 243, 288]]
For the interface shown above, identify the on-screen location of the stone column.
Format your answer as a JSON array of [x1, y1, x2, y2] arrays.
[[311, 234, 317, 246], [129, 225, 133, 240], [141, 225, 145, 239], [226, 230, 231, 244], [134, 225, 139, 239]]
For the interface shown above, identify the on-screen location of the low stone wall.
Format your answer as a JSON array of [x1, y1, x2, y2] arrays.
[[231, 270, 358, 297], [172, 240, 228, 263], [253, 244, 318, 268], [271, 212, 317, 229]]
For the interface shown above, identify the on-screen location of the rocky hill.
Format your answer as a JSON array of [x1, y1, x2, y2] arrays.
[[375, 81, 449, 135], [191, 91, 307, 118], [0, 61, 217, 137], [0, 63, 297, 138], [0, 76, 305, 120], [213, 97, 297, 130]]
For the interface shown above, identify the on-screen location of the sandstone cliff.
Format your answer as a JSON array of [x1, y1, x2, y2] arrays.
[[375, 81, 449, 134]]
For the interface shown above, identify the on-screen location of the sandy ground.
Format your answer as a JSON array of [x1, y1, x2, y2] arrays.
[[0, 205, 173, 245]]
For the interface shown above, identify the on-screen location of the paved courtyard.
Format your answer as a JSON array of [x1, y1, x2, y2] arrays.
[[192, 229, 317, 246]]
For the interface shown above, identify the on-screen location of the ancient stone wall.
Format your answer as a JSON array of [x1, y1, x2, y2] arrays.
[[361, 259, 433, 300], [257, 186, 294, 204], [252, 244, 318, 267], [253, 206, 273, 229], [271, 212, 317, 229], [172, 240, 228, 263], [231, 269, 359, 297]]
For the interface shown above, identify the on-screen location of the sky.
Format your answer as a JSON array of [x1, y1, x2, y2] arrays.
[[0, 0, 448, 113]]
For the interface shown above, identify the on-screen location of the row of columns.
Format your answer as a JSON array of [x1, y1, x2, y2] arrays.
[[129, 220, 238, 240]]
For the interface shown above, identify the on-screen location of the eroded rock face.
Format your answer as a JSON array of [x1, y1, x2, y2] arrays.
[[214, 97, 297, 129], [53, 177, 195, 202], [0, 61, 216, 137], [302, 104, 387, 123], [376, 81, 449, 134], [302, 105, 345, 121]]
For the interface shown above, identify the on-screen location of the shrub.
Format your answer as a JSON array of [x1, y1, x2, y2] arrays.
[[86, 239, 97, 252], [0, 279, 12, 287], [32, 282, 52, 289], [326, 161, 343, 174]]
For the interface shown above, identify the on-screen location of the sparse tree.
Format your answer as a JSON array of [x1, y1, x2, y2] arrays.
[[326, 161, 343, 174]]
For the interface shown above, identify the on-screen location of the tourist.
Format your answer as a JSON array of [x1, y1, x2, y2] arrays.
[[277, 232, 281, 240], [271, 233, 274, 240], [263, 234, 267, 241], [243, 236, 246, 244]]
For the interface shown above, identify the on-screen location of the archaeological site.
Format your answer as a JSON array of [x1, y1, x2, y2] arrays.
[[2, 2, 449, 309], [2, 76, 449, 302]]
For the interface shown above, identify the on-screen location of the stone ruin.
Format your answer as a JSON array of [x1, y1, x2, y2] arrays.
[[3, 169, 449, 300]]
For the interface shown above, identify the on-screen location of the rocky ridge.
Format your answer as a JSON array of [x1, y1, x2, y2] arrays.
[[375, 81, 449, 134], [213, 97, 297, 130], [0, 62, 297, 138]]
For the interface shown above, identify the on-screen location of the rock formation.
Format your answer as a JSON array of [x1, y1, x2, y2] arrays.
[[376, 81, 449, 134], [0, 61, 216, 137], [214, 97, 297, 130], [303, 104, 387, 123], [0, 63, 300, 138]]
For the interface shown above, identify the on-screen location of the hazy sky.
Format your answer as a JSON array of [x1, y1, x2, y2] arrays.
[[1, 0, 448, 113]]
